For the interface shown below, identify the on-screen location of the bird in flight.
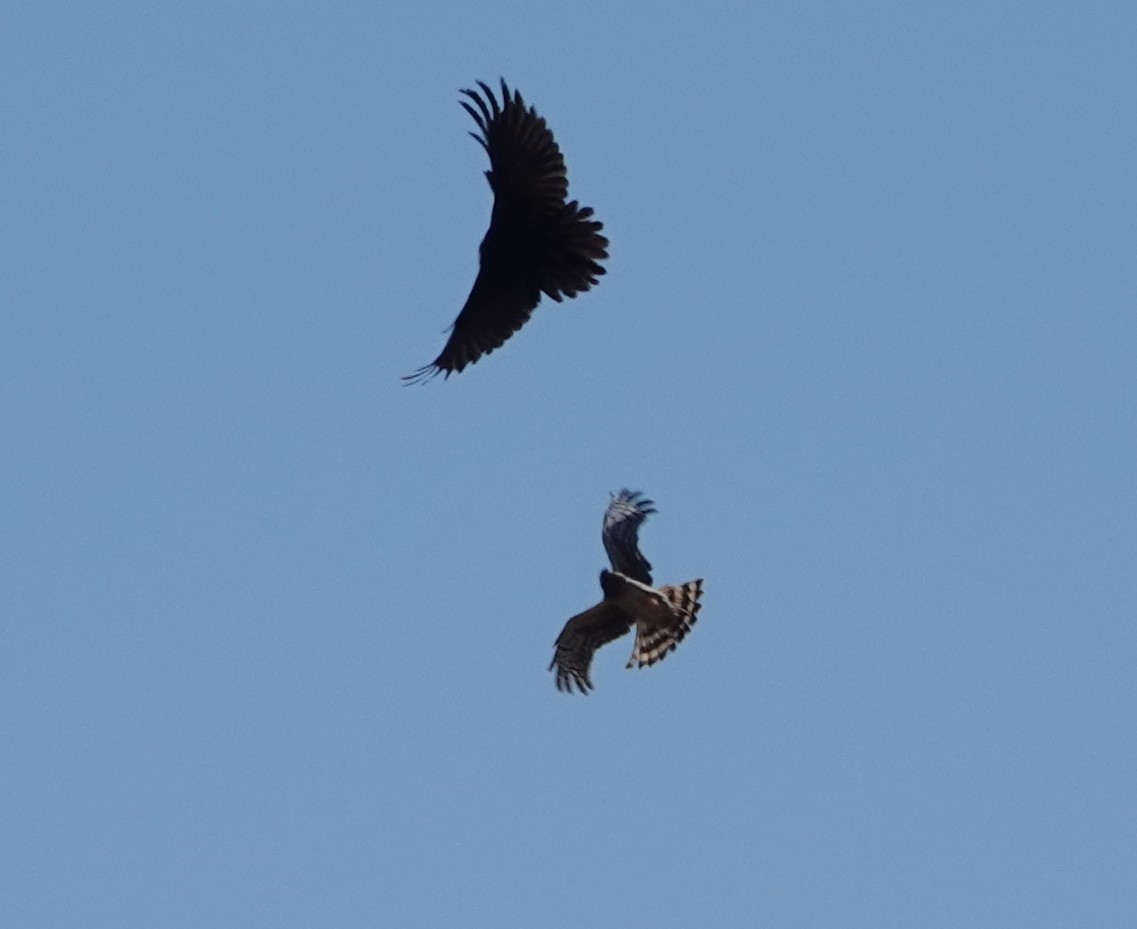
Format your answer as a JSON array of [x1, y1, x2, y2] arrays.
[[404, 79, 609, 383], [550, 491, 705, 694]]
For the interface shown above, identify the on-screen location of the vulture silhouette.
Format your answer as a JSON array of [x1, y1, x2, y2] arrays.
[[404, 79, 608, 383]]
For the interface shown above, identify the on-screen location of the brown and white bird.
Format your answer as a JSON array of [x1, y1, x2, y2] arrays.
[[550, 490, 705, 694], [404, 79, 608, 383]]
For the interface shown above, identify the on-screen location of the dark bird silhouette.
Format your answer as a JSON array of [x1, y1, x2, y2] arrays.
[[550, 491, 705, 694], [404, 79, 608, 383]]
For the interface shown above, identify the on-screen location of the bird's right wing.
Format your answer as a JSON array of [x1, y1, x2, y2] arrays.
[[549, 601, 632, 694], [601, 489, 656, 585]]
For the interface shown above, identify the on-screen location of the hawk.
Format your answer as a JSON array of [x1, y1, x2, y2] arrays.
[[404, 79, 608, 383], [550, 490, 705, 694]]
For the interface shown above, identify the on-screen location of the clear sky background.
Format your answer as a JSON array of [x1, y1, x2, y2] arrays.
[[2, 2, 1135, 926]]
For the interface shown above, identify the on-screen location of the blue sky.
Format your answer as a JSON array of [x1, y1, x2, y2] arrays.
[[3, 1, 1135, 926]]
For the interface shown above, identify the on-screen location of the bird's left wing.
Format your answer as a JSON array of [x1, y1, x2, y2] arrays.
[[549, 601, 632, 694]]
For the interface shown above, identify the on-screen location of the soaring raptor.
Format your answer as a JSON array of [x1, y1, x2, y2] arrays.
[[550, 490, 705, 694], [404, 79, 608, 383]]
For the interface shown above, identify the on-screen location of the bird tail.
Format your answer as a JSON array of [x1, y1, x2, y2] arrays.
[[626, 579, 704, 669], [537, 201, 609, 302]]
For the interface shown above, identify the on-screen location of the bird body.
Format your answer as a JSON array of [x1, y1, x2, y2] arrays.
[[550, 491, 705, 694], [405, 79, 608, 382]]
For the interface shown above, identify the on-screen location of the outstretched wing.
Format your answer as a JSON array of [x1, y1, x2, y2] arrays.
[[549, 601, 632, 694], [405, 79, 608, 383], [602, 489, 656, 585]]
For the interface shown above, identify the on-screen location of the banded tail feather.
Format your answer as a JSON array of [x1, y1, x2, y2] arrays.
[[627, 579, 704, 669]]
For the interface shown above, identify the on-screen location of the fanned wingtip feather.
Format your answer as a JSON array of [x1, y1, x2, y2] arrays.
[[401, 364, 447, 385], [550, 655, 591, 694]]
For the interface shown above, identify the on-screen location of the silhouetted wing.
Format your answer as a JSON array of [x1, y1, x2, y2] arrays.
[[404, 79, 608, 383], [601, 489, 656, 585], [549, 601, 632, 694]]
